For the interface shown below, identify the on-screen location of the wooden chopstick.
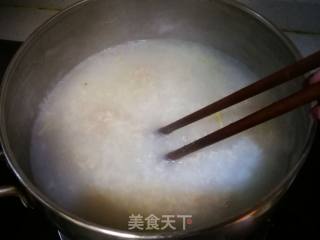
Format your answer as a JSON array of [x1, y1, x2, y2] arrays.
[[159, 50, 320, 134], [165, 81, 320, 160], [161, 50, 320, 160]]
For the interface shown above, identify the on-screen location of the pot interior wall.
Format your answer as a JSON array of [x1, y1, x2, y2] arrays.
[[2, 0, 311, 186]]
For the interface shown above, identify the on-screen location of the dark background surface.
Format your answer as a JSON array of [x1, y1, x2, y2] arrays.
[[0, 40, 65, 240], [0, 39, 319, 239]]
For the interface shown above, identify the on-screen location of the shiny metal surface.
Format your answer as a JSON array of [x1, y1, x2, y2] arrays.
[[0, 0, 316, 239], [0, 185, 17, 197], [0, 178, 28, 207], [0, 150, 28, 205]]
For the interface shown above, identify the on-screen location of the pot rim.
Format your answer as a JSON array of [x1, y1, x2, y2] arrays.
[[0, 0, 317, 238]]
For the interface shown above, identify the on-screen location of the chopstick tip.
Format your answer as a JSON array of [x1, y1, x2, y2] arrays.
[[165, 151, 180, 161], [158, 126, 173, 135]]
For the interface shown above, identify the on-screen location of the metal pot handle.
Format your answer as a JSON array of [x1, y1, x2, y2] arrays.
[[0, 149, 28, 206], [0, 185, 18, 197]]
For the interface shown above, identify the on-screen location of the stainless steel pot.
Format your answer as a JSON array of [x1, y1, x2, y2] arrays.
[[0, 0, 316, 239]]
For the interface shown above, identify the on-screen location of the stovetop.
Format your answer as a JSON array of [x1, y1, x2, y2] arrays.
[[0, 39, 319, 240]]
